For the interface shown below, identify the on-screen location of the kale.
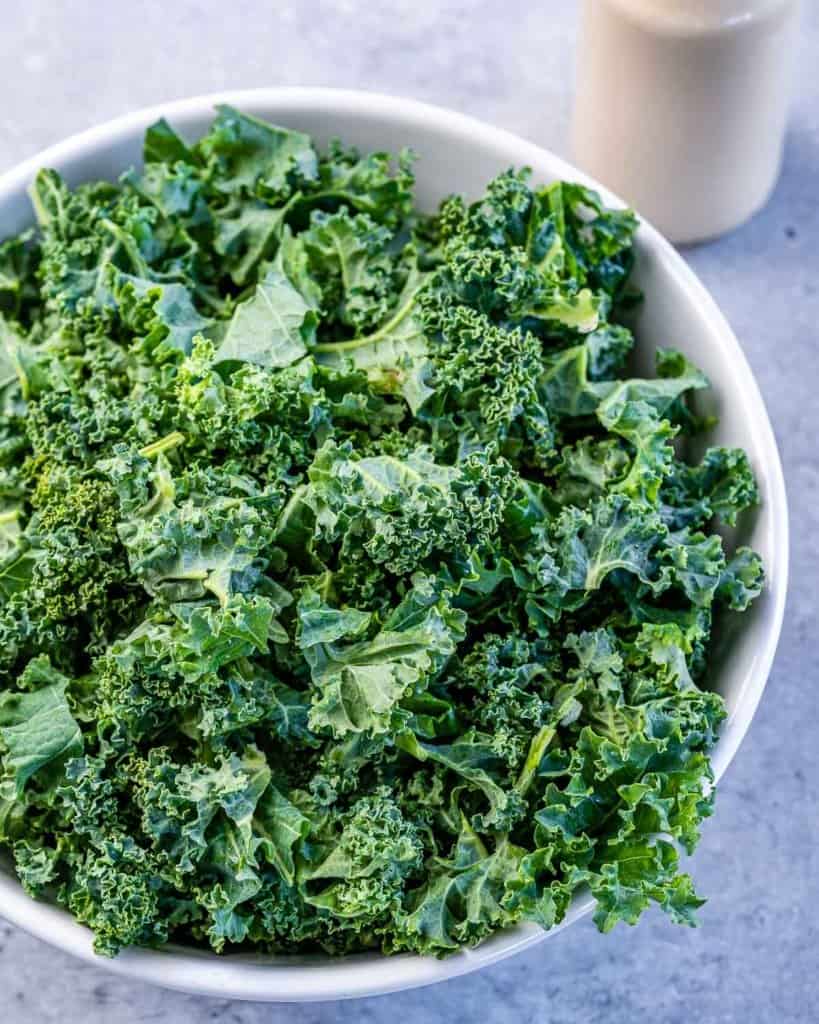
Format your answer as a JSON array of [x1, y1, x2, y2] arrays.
[[0, 107, 763, 958]]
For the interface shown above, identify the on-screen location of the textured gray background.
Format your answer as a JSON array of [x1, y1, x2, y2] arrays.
[[0, 2, 817, 1022]]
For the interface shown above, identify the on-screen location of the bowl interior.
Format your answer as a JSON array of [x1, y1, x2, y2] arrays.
[[0, 89, 788, 1001]]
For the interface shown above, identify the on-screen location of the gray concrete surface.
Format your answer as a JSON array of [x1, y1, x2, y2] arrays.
[[0, 2, 817, 1021]]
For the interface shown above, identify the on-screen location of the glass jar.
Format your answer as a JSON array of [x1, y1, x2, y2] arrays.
[[572, 0, 800, 243]]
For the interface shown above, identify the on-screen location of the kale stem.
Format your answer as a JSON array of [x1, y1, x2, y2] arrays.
[[313, 285, 422, 352], [138, 431, 185, 458], [515, 725, 555, 796], [100, 218, 150, 276]]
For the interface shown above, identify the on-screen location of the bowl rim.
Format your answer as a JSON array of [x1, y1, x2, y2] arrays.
[[0, 86, 789, 1002]]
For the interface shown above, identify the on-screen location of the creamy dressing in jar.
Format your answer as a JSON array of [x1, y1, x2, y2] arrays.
[[572, 0, 800, 243]]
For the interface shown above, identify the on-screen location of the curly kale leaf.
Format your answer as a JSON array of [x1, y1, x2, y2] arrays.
[[0, 668, 82, 794]]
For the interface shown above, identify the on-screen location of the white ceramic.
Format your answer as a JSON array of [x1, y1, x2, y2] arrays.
[[573, 0, 800, 244], [0, 88, 788, 1002]]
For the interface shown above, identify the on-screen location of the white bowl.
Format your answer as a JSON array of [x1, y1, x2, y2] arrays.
[[0, 88, 788, 1002]]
